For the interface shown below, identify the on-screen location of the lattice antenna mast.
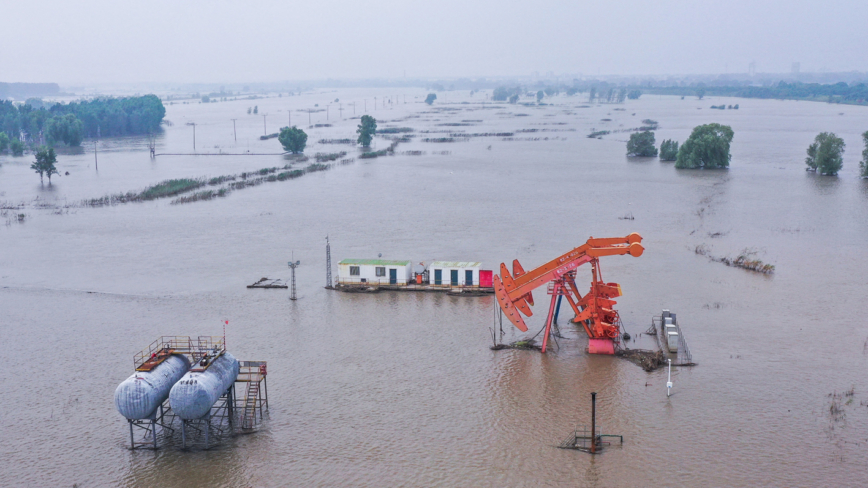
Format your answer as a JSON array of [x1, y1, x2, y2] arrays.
[[288, 252, 300, 300], [325, 236, 333, 289]]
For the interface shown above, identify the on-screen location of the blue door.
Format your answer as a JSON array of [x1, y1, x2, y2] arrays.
[[434, 269, 442, 285], [465, 270, 473, 286], [450, 270, 459, 286], [389, 268, 397, 285]]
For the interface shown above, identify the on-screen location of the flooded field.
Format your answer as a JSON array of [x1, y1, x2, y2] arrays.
[[2, 89, 868, 487]]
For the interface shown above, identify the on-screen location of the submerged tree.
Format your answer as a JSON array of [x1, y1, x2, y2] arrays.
[[278, 126, 307, 154], [10, 139, 24, 156], [659, 139, 679, 161], [492, 86, 510, 101], [31, 146, 59, 183], [627, 90, 642, 100], [45, 114, 84, 147], [627, 131, 658, 157], [357, 115, 377, 147], [675, 123, 734, 169], [805, 132, 845, 175], [861, 131, 868, 178], [0, 132, 8, 153], [424, 93, 437, 105], [537, 90, 544, 103]]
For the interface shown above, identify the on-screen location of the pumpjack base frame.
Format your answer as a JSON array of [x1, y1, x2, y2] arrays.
[[587, 339, 616, 355]]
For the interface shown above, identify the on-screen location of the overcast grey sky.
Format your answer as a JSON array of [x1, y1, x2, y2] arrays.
[[3, 0, 867, 83]]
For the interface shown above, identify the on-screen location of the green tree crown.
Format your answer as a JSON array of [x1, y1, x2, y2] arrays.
[[278, 126, 307, 154], [45, 114, 84, 147], [806, 132, 845, 175], [424, 93, 437, 105], [659, 139, 679, 161], [860, 131, 868, 178], [31, 146, 59, 183], [10, 139, 24, 156], [675, 123, 734, 169], [627, 131, 658, 157], [0, 132, 8, 153], [357, 115, 377, 147]]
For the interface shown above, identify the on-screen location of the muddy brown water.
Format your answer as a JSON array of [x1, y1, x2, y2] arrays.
[[2, 89, 868, 487]]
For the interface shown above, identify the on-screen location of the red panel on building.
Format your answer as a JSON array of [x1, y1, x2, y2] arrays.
[[479, 270, 493, 288]]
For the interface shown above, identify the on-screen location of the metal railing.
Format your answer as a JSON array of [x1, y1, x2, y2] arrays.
[[133, 336, 225, 370]]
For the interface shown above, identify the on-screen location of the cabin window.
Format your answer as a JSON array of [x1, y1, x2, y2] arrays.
[[350, 266, 360, 276], [375, 267, 386, 277]]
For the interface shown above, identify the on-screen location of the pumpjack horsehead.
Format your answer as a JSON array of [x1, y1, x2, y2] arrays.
[[493, 233, 644, 354]]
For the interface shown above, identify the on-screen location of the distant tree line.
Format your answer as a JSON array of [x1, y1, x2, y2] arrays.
[[485, 79, 868, 106], [0, 82, 60, 99], [638, 81, 868, 105], [0, 95, 165, 152]]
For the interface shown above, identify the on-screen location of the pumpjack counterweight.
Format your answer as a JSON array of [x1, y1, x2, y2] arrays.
[[494, 233, 643, 354]]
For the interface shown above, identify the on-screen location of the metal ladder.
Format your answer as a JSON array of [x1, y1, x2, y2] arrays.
[[242, 379, 260, 429]]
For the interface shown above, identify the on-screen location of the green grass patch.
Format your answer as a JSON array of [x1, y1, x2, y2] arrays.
[[140, 179, 205, 200]]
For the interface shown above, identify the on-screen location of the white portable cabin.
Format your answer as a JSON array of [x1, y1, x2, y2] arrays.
[[427, 261, 481, 287], [667, 332, 680, 353], [337, 259, 413, 286]]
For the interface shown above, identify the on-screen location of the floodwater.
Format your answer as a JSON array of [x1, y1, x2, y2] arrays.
[[2, 89, 868, 487]]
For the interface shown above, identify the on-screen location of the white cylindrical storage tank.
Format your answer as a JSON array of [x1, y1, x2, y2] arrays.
[[170, 352, 240, 420], [115, 354, 191, 420]]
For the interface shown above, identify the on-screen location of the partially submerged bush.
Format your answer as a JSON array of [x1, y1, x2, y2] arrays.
[[806, 132, 845, 175], [659, 139, 679, 161], [676, 123, 733, 169], [627, 131, 658, 157]]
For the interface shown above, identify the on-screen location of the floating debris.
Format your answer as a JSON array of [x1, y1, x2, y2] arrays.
[[696, 245, 775, 274], [247, 278, 288, 289], [490, 339, 542, 351], [616, 348, 666, 371]]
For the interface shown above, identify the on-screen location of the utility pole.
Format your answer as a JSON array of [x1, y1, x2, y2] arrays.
[[231, 119, 237, 142], [288, 255, 301, 301], [590, 392, 597, 454], [94, 140, 98, 170], [192, 123, 196, 152], [325, 236, 333, 289], [262, 114, 267, 135], [308, 109, 311, 125], [339, 103, 342, 118], [288, 111, 291, 127]]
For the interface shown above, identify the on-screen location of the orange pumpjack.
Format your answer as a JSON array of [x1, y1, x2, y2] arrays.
[[493, 233, 644, 354]]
